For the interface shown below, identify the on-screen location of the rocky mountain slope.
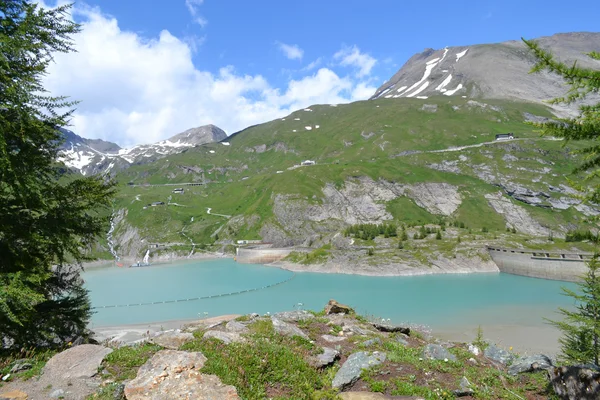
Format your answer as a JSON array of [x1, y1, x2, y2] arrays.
[[370, 32, 600, 117], [58, 124, 227, 176]]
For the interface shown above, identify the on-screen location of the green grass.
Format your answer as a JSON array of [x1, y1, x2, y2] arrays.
[[0, 348, 57, 382], [181, 333, 336, 399], [100, 343, 162, 382]]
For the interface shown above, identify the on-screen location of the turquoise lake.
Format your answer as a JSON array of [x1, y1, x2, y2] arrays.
[[84, 258, 577, 333]]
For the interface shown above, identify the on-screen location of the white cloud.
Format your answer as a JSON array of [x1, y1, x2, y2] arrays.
[[303, 57, 322, 71], [42, 4, 377, 147], [334, 45, 377, 77], [185, 0, 207, 27], [277, 42, 304, 60]]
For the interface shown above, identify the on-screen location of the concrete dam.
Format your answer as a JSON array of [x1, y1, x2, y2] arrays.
[[487, 246, 593, 282]]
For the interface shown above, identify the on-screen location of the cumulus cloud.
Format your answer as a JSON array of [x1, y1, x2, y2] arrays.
[[42, 4, 378, 147], [185, 0, 207, 27], [334, 45, 377, 77], [277, 42, 304, 60]]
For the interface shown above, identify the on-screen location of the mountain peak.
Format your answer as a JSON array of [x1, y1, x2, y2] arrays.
[[371, 32, 600, 116], [165, 124, 228, 146]]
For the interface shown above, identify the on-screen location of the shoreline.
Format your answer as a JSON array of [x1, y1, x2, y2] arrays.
[[91, 314, 560, 356]]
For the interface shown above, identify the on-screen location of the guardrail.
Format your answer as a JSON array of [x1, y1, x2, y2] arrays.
[[486, 246, 593, 261]]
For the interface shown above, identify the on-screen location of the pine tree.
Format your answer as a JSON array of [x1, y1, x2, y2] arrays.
[[0, 1, 115, 348], [525, 38, 600, 365], [523, 39, 600, 203], [547, 256, 600, 365]]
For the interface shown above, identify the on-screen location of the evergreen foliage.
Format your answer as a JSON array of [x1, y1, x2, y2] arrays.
[[547, 255, 600, 365], [523, 38, 600, 205], [565, 229, 599, 243], [344, 222, 397, 241], [525, 38, 600, 365], [0, 1, 115, 348]]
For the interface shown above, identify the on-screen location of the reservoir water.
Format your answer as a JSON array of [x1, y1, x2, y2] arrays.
[[84, 259, 576, 339]]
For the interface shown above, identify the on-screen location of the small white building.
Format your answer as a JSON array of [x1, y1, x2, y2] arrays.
[[301, 160, 316, 166], [495, 133, 514, 141]]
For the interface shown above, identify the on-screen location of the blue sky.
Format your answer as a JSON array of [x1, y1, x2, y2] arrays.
[[42, 0, 599, 146]]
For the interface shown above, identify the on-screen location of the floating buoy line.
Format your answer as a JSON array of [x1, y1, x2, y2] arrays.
[[91, 272, 296, 310]]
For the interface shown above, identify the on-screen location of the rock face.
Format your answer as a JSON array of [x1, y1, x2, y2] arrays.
[[332, 351, 387, 390], [370, 32, 600, 117], [150, 330, 194, 350], [548, 365, 600, 400], [43, 344, 112, 380], [422, 344, 457, 362], [124, 350, 239, 400], [271, 317, 309, 339], [508, 354, 553, 375], [484, 192, 550, 236]]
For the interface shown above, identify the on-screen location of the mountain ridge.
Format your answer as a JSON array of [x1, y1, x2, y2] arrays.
[[370, 31, 600, 117], [58, 124, 227, 176]]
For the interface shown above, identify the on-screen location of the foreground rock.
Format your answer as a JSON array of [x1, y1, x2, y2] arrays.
[[422, 344, 457, 362], [150, 330, 194, 350], [332, 351, 387, 390], [508, 354, 553, 375], [325, 299, 354, 314], [0, 390, 28, 400], [484, 344, 514, 365], [225, 320, 250, 333], [203, 330, 244, 344], [124, 350, 239, 399], [340, 392, 424, 399], [43, 344, 112, 380], [271, 317, 309, 339], [453, 376, 474, 397], [309, 347, 340, 368], [372, 323, 410, 334], [548, 365, 600, 400]]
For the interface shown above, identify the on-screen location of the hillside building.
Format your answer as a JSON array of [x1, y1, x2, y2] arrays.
[[495, 133, 514, 141]]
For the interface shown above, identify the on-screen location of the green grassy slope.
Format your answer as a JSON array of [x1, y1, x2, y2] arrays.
[[108, 97, 593, 259]]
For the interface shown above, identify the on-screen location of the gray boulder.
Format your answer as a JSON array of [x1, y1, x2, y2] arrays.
[[150, 330, 194, 350], [453, 376, 474, 397], [273, 310, 315, 322], [422, 344, 457, 362], [124, 350, 239, 399], [484, 344, 514, 365], [362, 338, 382, 347], [225, 320, 250, 334], [372, 323, 410, 335], [203, 330, 244, 344], [271, 317, 309, 339], [508, 354, 553, 375], [310, 347, 340, 368], [332, 351, 387, 390], [43, 344, 112, 380], [395, 335, 409, 346]]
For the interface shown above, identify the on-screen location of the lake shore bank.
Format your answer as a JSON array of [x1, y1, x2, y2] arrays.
[[91, 313, 560, 356]]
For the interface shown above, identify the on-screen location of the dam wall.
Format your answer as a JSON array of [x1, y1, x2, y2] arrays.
[[236, 247, 293, 264], [487, 246, 593, 282]]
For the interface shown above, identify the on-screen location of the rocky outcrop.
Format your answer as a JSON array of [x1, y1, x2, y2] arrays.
[[406, 183, 461, 216], [124, 350, 239, 399], [309, 347, 340, 368], [273, 310, 315, 322], [203, 330, 245, 344], [484, 192, 550, 236]]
